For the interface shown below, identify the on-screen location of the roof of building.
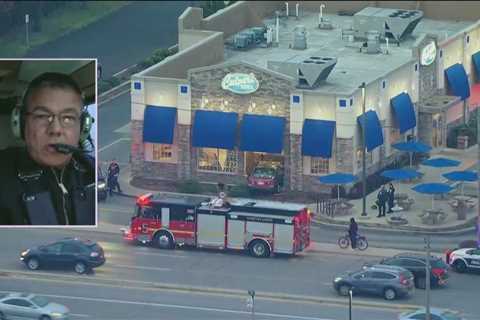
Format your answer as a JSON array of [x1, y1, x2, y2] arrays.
[[223, 10, 473, 95]]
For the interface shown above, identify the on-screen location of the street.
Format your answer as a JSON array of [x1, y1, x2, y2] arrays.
[[0, 223, 479, 319]]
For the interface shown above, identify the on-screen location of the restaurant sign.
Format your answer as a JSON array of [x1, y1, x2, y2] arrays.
[[420, 41, 436, 66], [221, 73, 259, 94]]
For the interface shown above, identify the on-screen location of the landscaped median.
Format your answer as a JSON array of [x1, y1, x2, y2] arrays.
[[0, 1, 130, 57]]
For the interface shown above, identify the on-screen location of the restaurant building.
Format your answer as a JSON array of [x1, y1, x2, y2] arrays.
[[130, 1, 480, 192]]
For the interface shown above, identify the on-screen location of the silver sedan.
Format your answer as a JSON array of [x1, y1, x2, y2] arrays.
[[0, 292, 69, 319]]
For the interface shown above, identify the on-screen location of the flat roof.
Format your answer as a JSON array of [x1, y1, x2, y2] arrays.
[[224, 10, 473, 95]]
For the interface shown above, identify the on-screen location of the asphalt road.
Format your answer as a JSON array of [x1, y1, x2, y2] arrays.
[[25, 1, 196, 78], [0, 227, 479, 319]]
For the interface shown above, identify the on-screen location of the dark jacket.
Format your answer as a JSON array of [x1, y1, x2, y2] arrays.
[[0, 147, 95, 225], [348, 221, 358, 237]]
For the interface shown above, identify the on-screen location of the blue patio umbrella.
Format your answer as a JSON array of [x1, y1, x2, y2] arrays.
[[392, 141, 432, 167], [421, 157, 461, 168], [318, 173, 357, 200], [442, 170, 478, 195], [412, 182, 454, 209], [381, 168, 423, 181]]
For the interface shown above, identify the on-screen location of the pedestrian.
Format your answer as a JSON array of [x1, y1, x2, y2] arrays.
[[387, 183, 395, 213], [107, 159, 122, 195], [0, 72, 95, 225], [348, 217, 358, 249], [377, 185, 388, 217]]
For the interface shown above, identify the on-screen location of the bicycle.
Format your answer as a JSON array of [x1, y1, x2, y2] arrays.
[[338, 233, 368, 250]]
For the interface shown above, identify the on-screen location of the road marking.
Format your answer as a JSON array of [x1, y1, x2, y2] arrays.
[[24, 292, 336, 320], [111, 264, 171, 272], [99, 138, 131, 152], [70, 314, 90, 318], [114, 123, 131, 134]]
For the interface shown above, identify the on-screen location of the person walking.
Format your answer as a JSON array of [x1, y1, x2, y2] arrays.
[[107, 159, 122, 195], [387, 183, 395, 213], [348, 217, 358, 249], [377, 185, 388, 217]]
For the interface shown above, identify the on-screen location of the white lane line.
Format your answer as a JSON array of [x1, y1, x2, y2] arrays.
[[110, 264, 171, 272], [114, 123, 131, 134], [99, 138, 131, 152], [70, 313, 90, 318], [33, 293, 335, 320]]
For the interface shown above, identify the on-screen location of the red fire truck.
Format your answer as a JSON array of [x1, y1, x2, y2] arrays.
[[122, 193, 311, 258]]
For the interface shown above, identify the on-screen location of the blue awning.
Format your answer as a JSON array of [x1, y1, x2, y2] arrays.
[[143, 106, 177, 144], [357, 110, 384, 152], [473, 51, 480, 78], [302, 119, 336, 158], [445, 63, 470, 100], [390, 92, 416, 134], [192, 110, 238, 150], [240, 114, 285, 154]]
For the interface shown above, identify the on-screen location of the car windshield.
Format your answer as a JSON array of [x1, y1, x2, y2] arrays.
[[253, 167, 275, 178], [31, 296, 49, 307]]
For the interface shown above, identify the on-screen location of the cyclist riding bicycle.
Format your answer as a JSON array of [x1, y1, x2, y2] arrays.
[[348, 217, 358, 249]]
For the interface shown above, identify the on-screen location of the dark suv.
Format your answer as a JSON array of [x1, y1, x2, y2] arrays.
[[379, 253, 449, 289], [247, 162, 284, 193], [20, 238, 105, 274]]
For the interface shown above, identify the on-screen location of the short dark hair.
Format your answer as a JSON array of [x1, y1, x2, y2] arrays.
[[22, 72, 84, 111]]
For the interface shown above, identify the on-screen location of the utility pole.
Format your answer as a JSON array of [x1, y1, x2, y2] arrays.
[[425, 235, 431, 320], [360, 82, 367, 216], [348, 288, 353, 320], [25, 14, 30, 47]]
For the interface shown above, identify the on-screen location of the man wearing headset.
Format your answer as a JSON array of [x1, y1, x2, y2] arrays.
[[0, 72, 95, 225]]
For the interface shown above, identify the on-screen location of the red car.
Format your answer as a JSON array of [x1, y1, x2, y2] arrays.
[[247, 163, 284, 193]]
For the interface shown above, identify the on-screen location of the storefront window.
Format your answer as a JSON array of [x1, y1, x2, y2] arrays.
[[198, 148, 238, 173], [311, 157, 329, 175], [153, 144, 174, 161]]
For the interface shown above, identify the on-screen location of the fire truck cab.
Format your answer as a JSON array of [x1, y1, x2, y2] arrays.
[[122, 193, 311, 258]]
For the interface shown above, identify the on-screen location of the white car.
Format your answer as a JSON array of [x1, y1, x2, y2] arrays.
[[0, 293, 69, 319], [447, 247, 480, 273]]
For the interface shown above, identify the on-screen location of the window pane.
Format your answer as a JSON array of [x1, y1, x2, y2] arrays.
[[153, 144, 173, 160], [198, 148, 237, 173], [311, 157, 329, 174]]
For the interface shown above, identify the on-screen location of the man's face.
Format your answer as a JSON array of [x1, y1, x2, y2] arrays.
[[24, 86, 82, 168]]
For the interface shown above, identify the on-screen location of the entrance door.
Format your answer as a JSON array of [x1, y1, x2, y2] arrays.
[[432, 113, 444, 148]]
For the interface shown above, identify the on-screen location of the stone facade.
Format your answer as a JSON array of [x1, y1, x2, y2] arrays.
[[336, 138, 354, 173], [289, 134, 303, 191]]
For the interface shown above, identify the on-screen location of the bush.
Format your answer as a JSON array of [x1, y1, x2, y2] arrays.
[[176, 180, 202, 194]]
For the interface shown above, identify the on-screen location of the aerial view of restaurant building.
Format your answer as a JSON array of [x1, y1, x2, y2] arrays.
[[130, 1, 480, 193]]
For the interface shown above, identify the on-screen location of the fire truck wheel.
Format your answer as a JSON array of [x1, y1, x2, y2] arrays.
[[154, 231, 174, 249], [249, 240, 270, 258]]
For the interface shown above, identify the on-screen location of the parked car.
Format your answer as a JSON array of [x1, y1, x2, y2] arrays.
[[97, 166, 107, 201], [0, 292, 69, 320], [446, 247, 480, 273], [399, 307, 464, 320], [20, 237, 105, 274], [333, 264, 414, 300], [378, 252, 449, 289], [247, 162, 284, 193]]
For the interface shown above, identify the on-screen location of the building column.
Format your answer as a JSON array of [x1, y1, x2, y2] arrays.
[[177, 83, 192, 180], [289, 92, 304, 191]]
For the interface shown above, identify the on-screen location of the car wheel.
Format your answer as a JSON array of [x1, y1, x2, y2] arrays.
[[415, 277, 426, 289], [155, 231, 174, 249], [26, 257, 40, 270], [74, 261, 88, 274], [39, 316, 51, 320], [383, 287, 397, 300], [453, 260, 467, 273], [0, 311, 5, 320], [338, 283, 351, 296], [249, 240, 270, 258]]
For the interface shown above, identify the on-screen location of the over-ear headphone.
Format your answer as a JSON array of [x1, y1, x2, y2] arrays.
[[11, 105, 93, 144]]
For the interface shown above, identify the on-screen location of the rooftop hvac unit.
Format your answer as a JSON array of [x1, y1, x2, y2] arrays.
[[234, 33, 252, 49], [364, 30, 381, 54], [292, 25, 307, 50], [353, 7, 423, 43], [251, 26, 267, 43], [267, 55, 337, 89]]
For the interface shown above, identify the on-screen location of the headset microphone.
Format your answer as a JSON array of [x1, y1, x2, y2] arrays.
[[50, 143, 85, 154]]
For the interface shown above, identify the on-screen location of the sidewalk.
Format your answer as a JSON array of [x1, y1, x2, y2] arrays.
[[312, 145, 479, 233], [105, 145, 478, 234]]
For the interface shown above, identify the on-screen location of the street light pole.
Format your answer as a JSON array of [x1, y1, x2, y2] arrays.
[[360, 82, 367, 216], [25, 14, 30, 48], [348, 289, 353, 320], [425, 235, 431, 320]]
